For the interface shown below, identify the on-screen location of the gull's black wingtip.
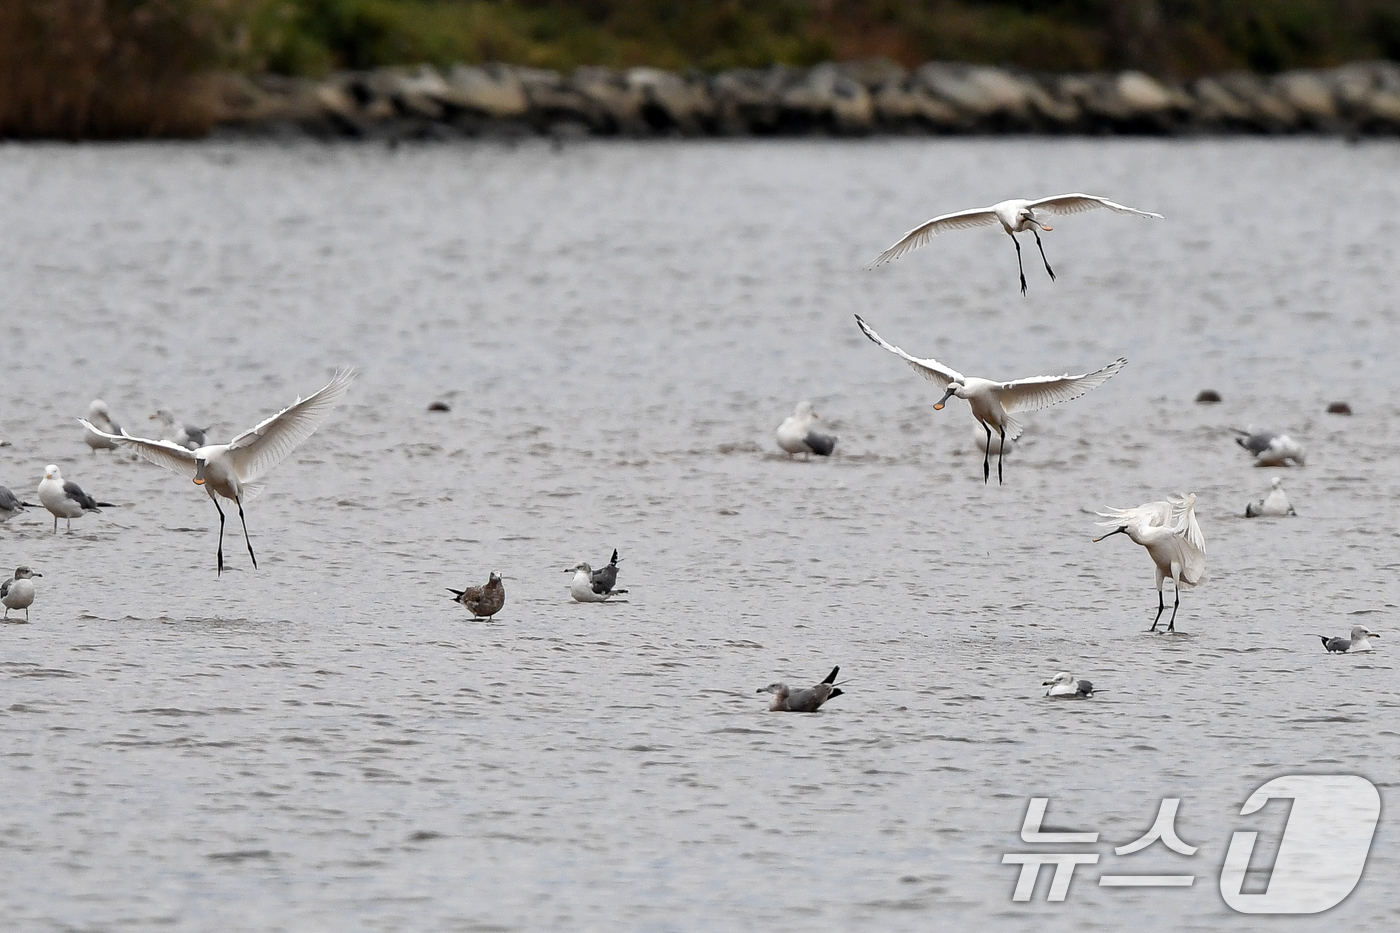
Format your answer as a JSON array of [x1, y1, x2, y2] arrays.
[[822, 665, 839, 684]]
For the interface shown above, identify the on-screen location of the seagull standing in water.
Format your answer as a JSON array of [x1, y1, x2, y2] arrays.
[[1, 566, 41, 621], [82, 400, 123, 452], [448, 572, 505, 620], [855, 315, 1126, 484], [38, 465, 113, 532], [1309, 626, 1381, 653], [867, 193, 1163, 294], [80, 369, 356, 574], [0, 485, 36, 523], [568, 549, 627, 602], [150, 409, 208, 451], [759, 665, 844, 712], [1245, 477, 1296, 517], [1094, 494, 1206, 633], [776, 401, 837, 459], [1043, 672, 1095, 698]]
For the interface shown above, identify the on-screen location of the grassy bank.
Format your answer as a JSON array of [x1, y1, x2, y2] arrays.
[[4, 1, 1400, 138]]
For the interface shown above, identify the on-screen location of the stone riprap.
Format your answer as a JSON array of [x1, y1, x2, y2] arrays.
[[210, 60, 1400, 139]]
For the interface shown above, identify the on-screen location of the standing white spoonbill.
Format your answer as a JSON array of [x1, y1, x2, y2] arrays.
[[38, 465, 113, 532], [80, 369, 356, 575], [1093, 494, 1206, 633], [1, 566, 41, 621], [867, 193, 1163, 294], [855, 314, 1126, 484], [776, 401, 837, 459]]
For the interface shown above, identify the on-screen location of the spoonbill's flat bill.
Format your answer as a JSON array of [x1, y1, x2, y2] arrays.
[[867, 193, 1163, 294], [855, 315, 1126, 484], [1093, 494, 1206, 633], [81, 368, 356, 575]]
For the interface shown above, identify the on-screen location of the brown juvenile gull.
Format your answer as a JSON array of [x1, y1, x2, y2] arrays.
[[448, 572, 505, 620], [775, 401, 837, 459], [1043, 672, 1095, 698], [81, 369, 356, 575], [1309, 626, 1381, 653], [38, 464, 113, 533], [866, 193, 1163, 295], [758, 666, 844, 712], [1, 566, 41, 622], [0, 485, 36, 523], [567, 550, 626, 602]]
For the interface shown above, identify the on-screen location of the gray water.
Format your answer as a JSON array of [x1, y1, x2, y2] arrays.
[[0, 137, 1397, 932]]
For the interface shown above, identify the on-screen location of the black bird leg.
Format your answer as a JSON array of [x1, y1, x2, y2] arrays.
[[982, 423, 992, 483], [1167, 586, 1180, 632], [1150, 588, 1165, 632], [997, 425, 1007, 485], [1011, 233, 1028, 295], [1032, 228, 1056, 281], [213, 498, 227, 576], [237, 497, 257, 569]]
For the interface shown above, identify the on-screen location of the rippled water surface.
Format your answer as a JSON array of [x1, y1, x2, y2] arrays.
[[1, 137, 1398, 931]]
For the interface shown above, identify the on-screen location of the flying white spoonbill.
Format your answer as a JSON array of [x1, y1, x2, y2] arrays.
[[81, 369, 356, 575], [1093, 494, 1206, 633], [855, 314, 1126, 484], [867, 193, 1163, 294]]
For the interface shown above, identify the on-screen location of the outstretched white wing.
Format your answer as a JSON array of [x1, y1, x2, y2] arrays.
[[1027, 193, 1163, 219], [997, 358, 1127, 413], [226, 369, 357, 483], [78, 419, 198, 479], [1168, 493, 1206, 553], [866, 206, 999, 267], [1096, 499, 1173, 530], [854, 315, 964, 388]]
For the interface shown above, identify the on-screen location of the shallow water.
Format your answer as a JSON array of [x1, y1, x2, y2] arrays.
[[0, 137, 1397, 931]]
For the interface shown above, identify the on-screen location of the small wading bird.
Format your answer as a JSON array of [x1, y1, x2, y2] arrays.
[[567, 550, 626, 602], [1, 566, 41, 621], [80, 369, 356, 574], [758, 665, 844, 712], [867, 193, 1163, 294], [855, 315, 1126, 484], [1309, 626, 1380, 653], [776, 401, 837, 459], [38, 465, 113, 532], [1043, 672, 1095, 698], [448, 572, 505, 620], [1094, 494, 1206, 633]]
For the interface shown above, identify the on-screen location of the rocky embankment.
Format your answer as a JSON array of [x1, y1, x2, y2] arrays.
[[211, 60, 1400, 139]]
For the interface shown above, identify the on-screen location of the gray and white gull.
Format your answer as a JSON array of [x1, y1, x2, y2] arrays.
[[38, 465, 113, 532], [776, 401, 837, 459], [0, 485, 36, 523], [1245, 477, 1296, 517], [759, 666, 844, 712], [1309, 625, 1380, 653], [1, 566, 41, 621], [1043, 672, 1095, 698], [568, 549, 627, 602]]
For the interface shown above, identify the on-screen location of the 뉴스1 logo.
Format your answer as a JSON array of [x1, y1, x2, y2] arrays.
[[1003, 774, 1380, 914]]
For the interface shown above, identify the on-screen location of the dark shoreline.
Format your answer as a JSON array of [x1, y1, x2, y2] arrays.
[[208, 60, 1400, 140]]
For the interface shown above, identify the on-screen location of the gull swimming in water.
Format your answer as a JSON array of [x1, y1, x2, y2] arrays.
[[1234, 429, 1305, 467], [80, 369, 356, 574], [1, 566, 41, 621], [1245, 477, 1296, 517], [867, 193, 1163, 294], [568, 550, 626, 602], [448, 572, 505, 619], [150, 409, 208, 451], [82, 400, 122, 452], [1043, 672, 1095, 698], [855, 314, 1126, 484], [758, 665, 844, 712], [0, 485, 35, 523], [38, 465, 113, 532], [1094, 494, 1206, 633], [1309, 626, 1380, 653], [776, 401, 837, 459]]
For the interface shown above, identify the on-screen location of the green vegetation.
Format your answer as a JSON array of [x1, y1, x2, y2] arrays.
[[4, 1, 1400, 138]]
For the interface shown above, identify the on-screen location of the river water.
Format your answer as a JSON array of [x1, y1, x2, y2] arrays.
[[0, 137, 1397, 931]]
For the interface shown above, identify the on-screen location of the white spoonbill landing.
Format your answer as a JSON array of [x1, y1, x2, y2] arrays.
[[855, 314, 1126, 484], [1093, 494, 1206, 633], [867, 193, 1163, 294], [80, 369, 356, 575]]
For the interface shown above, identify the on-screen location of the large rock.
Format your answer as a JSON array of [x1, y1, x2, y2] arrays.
[[569, 67, 646, 134], [1327, 61, 1400, 130], [1212, 72, 1299, 130], [709, 67, 787, 134], [777, 62, 873, 134], [358, 65, 450, 120], [1271, 71, 1339, 128], [914, 64, 1058, 129], [625, 68, 714, 134], [1058, 71, 1189, 132], [442, 64, 529, 118], [871, 79, 960, 130]]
